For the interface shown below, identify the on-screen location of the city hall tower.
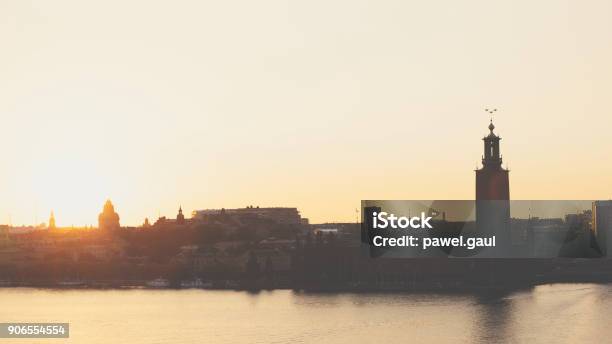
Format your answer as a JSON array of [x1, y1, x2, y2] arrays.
[[475, 120, 510, 256]]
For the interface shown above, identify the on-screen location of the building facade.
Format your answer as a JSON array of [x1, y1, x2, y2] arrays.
[[192, 206, 306, 225], [592, 200, 612, 256]]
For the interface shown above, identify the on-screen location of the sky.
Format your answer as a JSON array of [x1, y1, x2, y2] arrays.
[[1, 0, 611, 226]]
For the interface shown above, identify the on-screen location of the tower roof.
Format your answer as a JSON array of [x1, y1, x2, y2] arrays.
[[103, 200, 115, 211], [485, 119, 500, 139]]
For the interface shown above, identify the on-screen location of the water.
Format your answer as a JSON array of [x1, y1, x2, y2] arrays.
[[0, 284, 611, 343]]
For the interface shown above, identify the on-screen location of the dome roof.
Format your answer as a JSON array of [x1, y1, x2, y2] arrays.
[[103, 200, 115, 212]]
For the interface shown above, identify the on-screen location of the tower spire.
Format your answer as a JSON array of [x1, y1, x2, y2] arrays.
[[177, 205, 185, 225], [48, 211, 56, 230], [476, 116, 509, 199], [481, 117, 502, 169]]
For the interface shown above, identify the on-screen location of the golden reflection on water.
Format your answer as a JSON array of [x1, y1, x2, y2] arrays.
[[0, 284, 609, 344]]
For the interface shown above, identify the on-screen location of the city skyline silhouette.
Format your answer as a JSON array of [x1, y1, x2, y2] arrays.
[[2, 119, 604, 228], [2, 3, 612, 344]]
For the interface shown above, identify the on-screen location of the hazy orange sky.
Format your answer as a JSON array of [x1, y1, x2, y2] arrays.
[[1, 1, 611, 226]]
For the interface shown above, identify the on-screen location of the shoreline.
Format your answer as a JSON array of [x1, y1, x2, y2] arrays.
[[0, 280, 610, 294]]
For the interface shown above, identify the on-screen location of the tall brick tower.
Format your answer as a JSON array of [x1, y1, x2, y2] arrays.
[[475, 120, 510, 256]]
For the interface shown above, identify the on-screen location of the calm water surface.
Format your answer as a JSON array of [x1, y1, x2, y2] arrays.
[[0, 284, 610, 343]]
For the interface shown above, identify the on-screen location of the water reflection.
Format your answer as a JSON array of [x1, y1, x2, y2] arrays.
[[0, 284, 610, 344], [473, 291, 515, 343]]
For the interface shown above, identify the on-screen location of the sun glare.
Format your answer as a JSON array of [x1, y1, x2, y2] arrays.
[[28, 156, 110, 227]]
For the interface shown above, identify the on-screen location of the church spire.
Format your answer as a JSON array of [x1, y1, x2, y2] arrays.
[[177, 206, 185, 225], [49, 211, 56, 230]]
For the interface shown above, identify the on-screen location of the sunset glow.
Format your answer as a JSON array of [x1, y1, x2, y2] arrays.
[[2, 1, 612, 226]]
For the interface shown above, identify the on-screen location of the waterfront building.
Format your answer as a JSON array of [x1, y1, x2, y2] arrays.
[[152, 206, 191, 228], [192, 206, 306, 226], [592, 200, 612, 256]]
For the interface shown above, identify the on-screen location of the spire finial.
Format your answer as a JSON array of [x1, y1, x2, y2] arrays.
[[485, 108, 498, 133]]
